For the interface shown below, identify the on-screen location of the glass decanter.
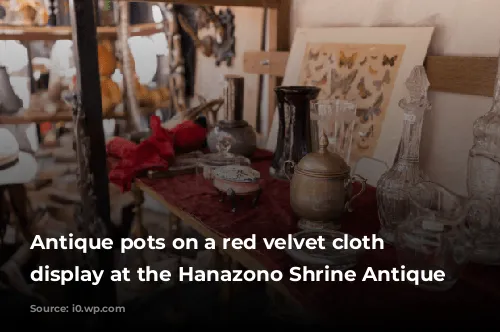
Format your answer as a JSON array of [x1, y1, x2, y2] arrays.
[[376, 66, 430, 244], [395, 182, 487, 291], [467, 56, 500, 265]]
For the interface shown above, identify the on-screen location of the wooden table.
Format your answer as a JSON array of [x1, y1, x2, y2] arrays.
[[133, 150, 500, 323]]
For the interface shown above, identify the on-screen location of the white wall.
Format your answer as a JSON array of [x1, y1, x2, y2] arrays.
[[194, 0, 500, 195], [194, 7, 264, 128], [291, 0, 500, 195]]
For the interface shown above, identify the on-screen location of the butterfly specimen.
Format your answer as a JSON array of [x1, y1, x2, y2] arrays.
[[357, 125, 375, 150], [368, 65, 378, 75], [309, 49, 320, 61], [372, 69, 391, 91], [371, 55, 378, 60], [328, 54, 334, 64], [358, 93, 383, 124], [312, 73, 328, 85], [322, 52, 328, 56], [382, 54, 398, 67], [339, 51, 358, 69], [315, 64, 324, 71], [371, 93, 384, 109], [305, 65, 312, 79], [359, 57, 367, 66], [330, 69, 358, 97], [357, 77, 372, 99]]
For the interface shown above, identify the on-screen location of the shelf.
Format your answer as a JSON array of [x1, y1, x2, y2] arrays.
[[0, 23, 164, 41], [0, 111, 125, 124], [114, 0, 280, 7]]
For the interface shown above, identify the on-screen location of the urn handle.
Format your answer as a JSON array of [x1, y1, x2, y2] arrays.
[[345, 174, 367, 212], [284, 160, 295, 181]]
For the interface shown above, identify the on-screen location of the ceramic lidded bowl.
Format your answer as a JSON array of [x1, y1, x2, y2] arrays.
[[206, 120, 257, 157]]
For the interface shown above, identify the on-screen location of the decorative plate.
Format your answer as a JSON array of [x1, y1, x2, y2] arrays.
[[212, 165, 260, 183]]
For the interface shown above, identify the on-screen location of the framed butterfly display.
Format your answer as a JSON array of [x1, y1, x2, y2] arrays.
[[267, 27, 434, 173]]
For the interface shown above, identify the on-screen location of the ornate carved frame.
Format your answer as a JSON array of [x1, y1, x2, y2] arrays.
[[178, 5, 236, 67]]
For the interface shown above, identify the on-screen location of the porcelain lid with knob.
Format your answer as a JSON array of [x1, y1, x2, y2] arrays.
[[296, 132, 350, 177]]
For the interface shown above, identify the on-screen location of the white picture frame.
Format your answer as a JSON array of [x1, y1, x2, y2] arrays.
[[265, 27, 434, 172]]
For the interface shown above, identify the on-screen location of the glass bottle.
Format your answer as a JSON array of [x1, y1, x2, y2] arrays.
[[467, 56, 500, 265], [376, 66, 430, 244]]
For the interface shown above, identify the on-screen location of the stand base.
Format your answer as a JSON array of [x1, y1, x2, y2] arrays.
[[218, 187, 262, 213], [378, 227, 395, 245], [298, 219, 340, 231]]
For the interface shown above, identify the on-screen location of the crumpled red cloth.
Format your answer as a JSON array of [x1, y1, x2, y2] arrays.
[[107, 115, 207, 191]]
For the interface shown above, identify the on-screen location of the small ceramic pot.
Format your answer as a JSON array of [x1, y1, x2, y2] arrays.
[[286, 133, 367, 230], [207, 120, 257, 157]]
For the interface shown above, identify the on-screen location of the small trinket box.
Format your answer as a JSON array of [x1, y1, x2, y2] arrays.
[[198, 153, 250, 180], [212, 165, 261, 212]]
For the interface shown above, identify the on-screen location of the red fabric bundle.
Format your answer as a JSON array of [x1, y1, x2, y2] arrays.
[[107, 115, 207, 191]]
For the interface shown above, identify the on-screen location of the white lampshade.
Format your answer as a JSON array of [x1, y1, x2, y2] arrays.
[[128, 36, 158, 84], [0, 41, 28, 73]]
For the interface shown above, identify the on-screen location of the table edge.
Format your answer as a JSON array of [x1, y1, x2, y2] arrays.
[[136, 179, 306, 310]]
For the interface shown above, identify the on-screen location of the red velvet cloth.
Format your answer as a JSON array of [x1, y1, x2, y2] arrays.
[[137, 149, 500, 320], [107, 115, 207, 191]]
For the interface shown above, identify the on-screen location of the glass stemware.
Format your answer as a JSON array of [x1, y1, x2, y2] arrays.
[[310, 99, 357, 165]]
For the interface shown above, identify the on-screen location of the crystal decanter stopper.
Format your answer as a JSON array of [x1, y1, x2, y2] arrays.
[[376, 65, 430, 244], [467, 54, 500, 265]]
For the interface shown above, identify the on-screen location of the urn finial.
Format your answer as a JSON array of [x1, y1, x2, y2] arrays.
[[319, 131, 329, 153]]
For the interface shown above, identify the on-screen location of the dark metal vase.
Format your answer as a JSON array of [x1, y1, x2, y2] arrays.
[[270, 86, 320, 179]]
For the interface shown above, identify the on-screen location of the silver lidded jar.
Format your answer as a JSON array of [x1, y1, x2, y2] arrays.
[[207, 75, 256, 157]]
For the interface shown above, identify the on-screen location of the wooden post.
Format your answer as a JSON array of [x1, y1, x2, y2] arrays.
[[266, 0, 290, 135], [69, 0, 115, 306]]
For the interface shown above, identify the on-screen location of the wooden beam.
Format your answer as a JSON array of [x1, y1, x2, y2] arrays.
[[244, 50, 288, 76], [266, 8, 278, 135], [425, 56, 497, 97], [0, 112, 125, 125], [265, 0, 290, 135], [244, 51, 499, 98], [114, 0, 280, 7], [0, 23, 163, 41], [69, 0, 115, 306]]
